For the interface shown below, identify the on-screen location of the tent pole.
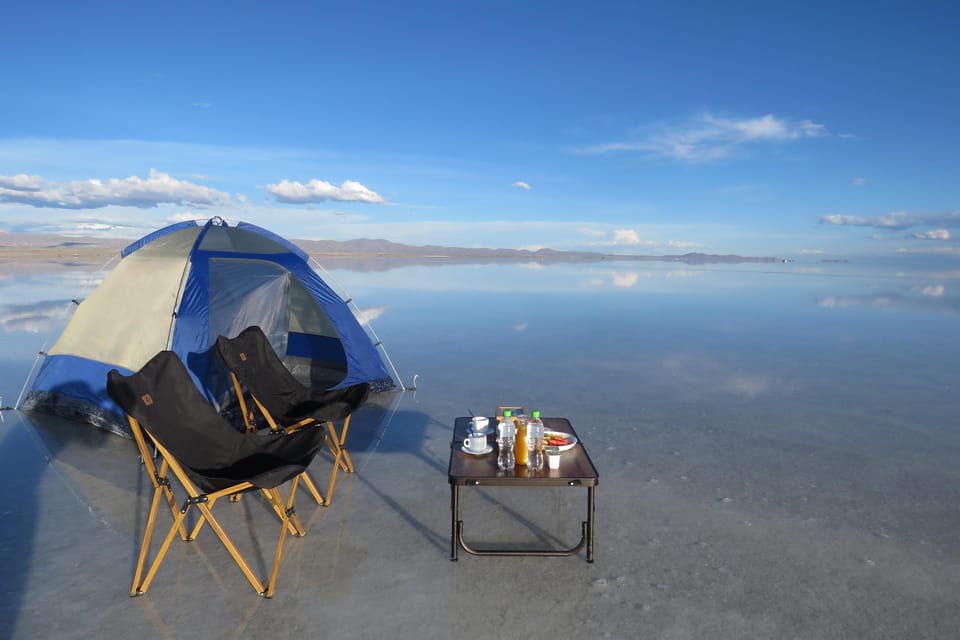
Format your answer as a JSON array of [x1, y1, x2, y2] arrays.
[[14, 341, 47, 409]]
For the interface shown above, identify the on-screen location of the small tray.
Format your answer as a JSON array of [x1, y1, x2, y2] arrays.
[[496, 405, 524, 419]]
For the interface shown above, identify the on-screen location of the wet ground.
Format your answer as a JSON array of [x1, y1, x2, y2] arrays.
[[3, 259, 960, 639], [3, 383, 959, 640]]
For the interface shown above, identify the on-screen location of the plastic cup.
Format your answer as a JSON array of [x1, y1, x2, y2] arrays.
[[546, 447, 561, 469]]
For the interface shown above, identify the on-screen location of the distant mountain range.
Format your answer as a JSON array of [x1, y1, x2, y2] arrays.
[[0, 232, 780, 265], [291, 238, 780, 264]]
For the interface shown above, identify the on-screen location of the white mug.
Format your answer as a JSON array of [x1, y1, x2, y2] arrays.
[[463, 434, 487, 452], [470, 416, 489, 432]]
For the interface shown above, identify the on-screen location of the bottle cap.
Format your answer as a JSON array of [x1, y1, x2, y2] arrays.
[[503, 409, 512, 417], [532, 410, 540, 418]]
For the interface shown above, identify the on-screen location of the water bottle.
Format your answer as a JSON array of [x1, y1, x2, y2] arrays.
[[526, 410, 544, 471], [497, 410, 516, 471]]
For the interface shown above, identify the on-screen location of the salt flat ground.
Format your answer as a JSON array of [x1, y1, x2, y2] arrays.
[[2, 258, 959, 639]]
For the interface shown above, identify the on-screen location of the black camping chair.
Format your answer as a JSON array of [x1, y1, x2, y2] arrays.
[[106, 350, 326, 598], [215, 325, 370, 507]]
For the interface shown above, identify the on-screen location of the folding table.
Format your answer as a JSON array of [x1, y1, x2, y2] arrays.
[[448, 416, 598, 562]]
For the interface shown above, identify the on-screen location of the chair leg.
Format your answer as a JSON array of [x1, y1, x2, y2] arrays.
[[325, 416, 354, 473], [187, 495, 223, 541], [338, 415, 354, 472], [132, 460, 193, 596], [264, 484, 302, 598], [260, 484, 306, 536], [194, 500, 269, 596], [322, 422, 347, 507], [283, 477, 306, 536], [134, 507, 191, 596], [146, 456, 191, 542], [136, 481, 303, 597], [297, 471, 326, 505], [131, 486, 165, 596]]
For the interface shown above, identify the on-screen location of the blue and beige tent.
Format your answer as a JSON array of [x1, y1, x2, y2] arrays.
[[20, 217, 400, 435]]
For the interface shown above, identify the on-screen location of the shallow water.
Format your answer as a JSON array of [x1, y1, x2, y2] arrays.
[[2, 256, 959, 638]]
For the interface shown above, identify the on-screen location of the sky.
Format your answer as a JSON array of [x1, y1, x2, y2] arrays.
[[1, 0, 958, 259]]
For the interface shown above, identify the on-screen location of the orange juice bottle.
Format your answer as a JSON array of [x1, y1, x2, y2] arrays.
[[513, 413, 528, 465]]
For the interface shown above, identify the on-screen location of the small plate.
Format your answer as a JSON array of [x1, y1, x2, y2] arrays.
[[543, 431, 577, 452], [461, 443, 493, 455]]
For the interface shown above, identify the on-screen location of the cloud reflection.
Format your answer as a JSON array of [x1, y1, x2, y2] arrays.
[[817, 288, 959, 314], [611, 271, 641, 288], [0, 300, 74, 334], [661, 353, 788, 398], [356, 306, 387, 325]]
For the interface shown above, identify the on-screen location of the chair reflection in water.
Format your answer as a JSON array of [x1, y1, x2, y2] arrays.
[[216, 325, 370, 507], [107, 350, 327, 598]]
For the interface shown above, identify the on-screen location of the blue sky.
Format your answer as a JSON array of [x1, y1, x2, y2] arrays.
[[1, 0, 958, 259]]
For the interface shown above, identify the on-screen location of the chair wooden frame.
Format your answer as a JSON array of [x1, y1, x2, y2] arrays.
[[216, 326, 369, 507], [107, 351, 326, 598], [227, 371, 353, 507], [126, 414, 304, 598]]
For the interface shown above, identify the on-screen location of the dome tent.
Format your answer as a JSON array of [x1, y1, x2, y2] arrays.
[[20, 217, 398, 436]]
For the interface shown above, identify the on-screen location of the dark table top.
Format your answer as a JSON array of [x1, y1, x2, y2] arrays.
[[448, 416, 599, 487]]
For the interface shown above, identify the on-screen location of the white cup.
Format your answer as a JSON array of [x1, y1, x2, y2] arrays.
[[547, 452, 561, 469], [463, 434, 488, 453], [470, 416, 489, 432]]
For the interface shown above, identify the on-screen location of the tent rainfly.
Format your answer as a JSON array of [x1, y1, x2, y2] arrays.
[[20, 217, 399, 436]]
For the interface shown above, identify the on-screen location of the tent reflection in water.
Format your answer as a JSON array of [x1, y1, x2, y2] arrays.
[[20, 216, 401, 436]]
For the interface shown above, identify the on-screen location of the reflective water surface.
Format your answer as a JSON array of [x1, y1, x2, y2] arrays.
[[2, 256, 959, 639]]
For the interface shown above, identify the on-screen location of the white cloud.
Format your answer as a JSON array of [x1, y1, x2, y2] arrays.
[[0, 169, 233, 210], [613, 229, 641, 245], [512, 181, 531, 190], [821, 210, 960, 230], [579, 227, 608, 238], [579, 112, 828, 162], [668, 240, 703, 250], [584, 227, 705, 252], [913, 229, 950, 240], [852, 177, 866, 186], [266, 179, 385, 204], [799, 248, 825, 254], [168, 212, 209, 223], [0, 174, 42, 191]]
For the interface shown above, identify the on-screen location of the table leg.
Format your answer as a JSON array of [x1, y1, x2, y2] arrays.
[[586, 485, 595, 563], [450, 484, 460, 561]]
